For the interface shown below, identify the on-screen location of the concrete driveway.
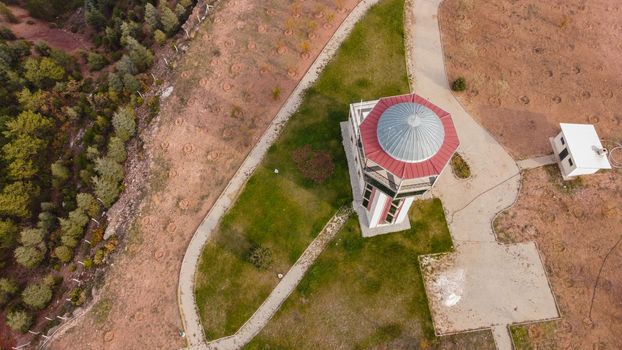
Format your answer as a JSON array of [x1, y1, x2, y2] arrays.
[[405, 0, 560, 348]]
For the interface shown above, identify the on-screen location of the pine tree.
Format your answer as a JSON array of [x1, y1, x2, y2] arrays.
[[107, 136, 127, 163], [92, 176, 120, 208], [51, 160, 70, 182], [0, 219, 17, 251], [22, 282, 52, 310], [94, 157, 124, 182], [115, 55, 137, 76], [159, 4, 179, 35], [179, 0, 193, 8], [154, 29, 166, 46], [144, 3, 159, 31], [112, 107, 136, 142], [14, 244, 46, 268], [108, 72, 124, 96], [87, 52, 107, 71], [23, 57, 65, 88], [122, 73, 140, 95], [0, 182, 39, 219], [5, 309, 32, 333], [0, 278, 18, 306], [174, 3, 186, 19], [18, 228, 45, 247], [125, 37, 153, 72], [54, 245, 73, 263]]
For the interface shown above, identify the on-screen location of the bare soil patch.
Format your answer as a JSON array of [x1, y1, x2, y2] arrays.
[[439, 0, 622, 159], [495, 167, 622, 348], [1, 5, 92, 52], [49, 0, 361, 349]]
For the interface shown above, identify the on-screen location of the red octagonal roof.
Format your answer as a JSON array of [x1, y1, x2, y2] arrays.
[[360, 93, 459, 180]]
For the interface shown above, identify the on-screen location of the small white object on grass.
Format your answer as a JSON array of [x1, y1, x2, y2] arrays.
[[274, 168, 279, 174], [277, 273, 284, 279]]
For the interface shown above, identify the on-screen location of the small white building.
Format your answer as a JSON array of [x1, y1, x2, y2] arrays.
[[550, 123, 612, 180], [341, 93, 459, 237]]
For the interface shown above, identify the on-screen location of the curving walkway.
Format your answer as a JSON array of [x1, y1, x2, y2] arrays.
[[195, 208, 352, 350], [177, 0, 382, 347], [406, 1, 559, 349]]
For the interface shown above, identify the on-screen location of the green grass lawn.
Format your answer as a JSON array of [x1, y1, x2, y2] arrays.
[[510, 321, 558, 350], [246, 199, 495, 349], [195, 0, 410, 339]]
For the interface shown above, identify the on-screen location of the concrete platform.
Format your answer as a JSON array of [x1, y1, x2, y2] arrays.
[[340, 122, 412, 237], [419, 242, 560, 335]]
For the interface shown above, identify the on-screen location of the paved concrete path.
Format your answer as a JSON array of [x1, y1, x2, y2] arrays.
[[178, 0, 382, 347], [405, 1, 559, 349], [191, 208, 352, 350], [517, 154, 556, 170]]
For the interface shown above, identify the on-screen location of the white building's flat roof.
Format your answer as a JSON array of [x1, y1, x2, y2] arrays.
[[560, 123, 612, 170]]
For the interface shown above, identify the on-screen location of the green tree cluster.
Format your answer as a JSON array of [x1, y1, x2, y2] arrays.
[[14, 228, 46, 268]]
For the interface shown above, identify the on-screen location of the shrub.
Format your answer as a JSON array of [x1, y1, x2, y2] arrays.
[[247, 246, 273, 269], [22, 282, 53, 310], [0, 2, 18, 23], [42, 274, 61, 288], [451, 77, 467, 92], [54, 245, 73, 263], [51, 160, 70, 183], [94, 248, 105, 265], [6, 309, 33, 333], [272, 86, 281, 100], [34, 41, 51, 56], [291, 144, 335, 184], [69, 288, 87, 306], [450, 153, 471, 179], [0, 26, 16, 40], [83, 258, 94, 269], [0, 278, 18, 306]]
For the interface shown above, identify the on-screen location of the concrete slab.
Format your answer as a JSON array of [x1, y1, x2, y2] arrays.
[[420, 242, 559, 335], [517, 154, 556, 170]]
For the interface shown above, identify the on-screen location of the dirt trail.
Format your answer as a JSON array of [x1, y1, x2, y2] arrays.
[[439, 0, 622, 159], [48, 1, 360, 349]]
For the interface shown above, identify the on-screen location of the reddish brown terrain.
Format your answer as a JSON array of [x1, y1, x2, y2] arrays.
[[495, 167, 622, 349], [440, 0, 622, 159], [440, 1, 622, 348], [48, 0, 360, 349], [2, 5, 92, 52]]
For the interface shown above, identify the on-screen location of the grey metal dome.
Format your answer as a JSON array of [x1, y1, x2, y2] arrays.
[[376, 102, 445, 163]]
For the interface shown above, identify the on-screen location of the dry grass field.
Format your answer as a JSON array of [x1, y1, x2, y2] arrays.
[[49, 0, 361, 349]]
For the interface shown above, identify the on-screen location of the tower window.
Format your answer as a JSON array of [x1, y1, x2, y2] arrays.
[[384, 199, 403, 224], [362, 184, 373, 209]]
